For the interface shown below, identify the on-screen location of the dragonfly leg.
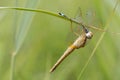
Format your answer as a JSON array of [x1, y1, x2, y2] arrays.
[[70, 21, 80, 36]]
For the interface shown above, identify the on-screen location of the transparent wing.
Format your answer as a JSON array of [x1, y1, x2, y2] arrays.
[[85, 9, 103, 29], [66, 8, 103, 45], [66, 8, 84, 45], [73, 7, 83, 23]]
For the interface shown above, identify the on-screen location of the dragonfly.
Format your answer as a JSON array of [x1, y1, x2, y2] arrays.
[[49, 11, 120, 72], [49, 13, 94, 72]]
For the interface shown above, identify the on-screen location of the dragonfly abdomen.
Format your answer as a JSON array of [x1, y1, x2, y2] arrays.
[[49, 45, 76, 72]]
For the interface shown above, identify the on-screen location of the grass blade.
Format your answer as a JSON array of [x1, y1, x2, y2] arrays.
[[10, 0, 40, 80]]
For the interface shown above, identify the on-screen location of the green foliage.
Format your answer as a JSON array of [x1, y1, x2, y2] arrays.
[[0, 0, 120, 80]]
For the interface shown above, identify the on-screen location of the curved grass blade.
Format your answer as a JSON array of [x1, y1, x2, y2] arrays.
[[0, 7, 105, 32]]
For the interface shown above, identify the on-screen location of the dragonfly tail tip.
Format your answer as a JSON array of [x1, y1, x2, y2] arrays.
[[49, 67, 55, 73]]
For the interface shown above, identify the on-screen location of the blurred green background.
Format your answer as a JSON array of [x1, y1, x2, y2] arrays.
[[0, 0, 120, 80]]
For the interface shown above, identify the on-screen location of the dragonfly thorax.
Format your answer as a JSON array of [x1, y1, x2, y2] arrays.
[[86, 31, 93, 39]]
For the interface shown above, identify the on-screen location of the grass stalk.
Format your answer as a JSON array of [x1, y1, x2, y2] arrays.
[[10, 52, 17, 80]]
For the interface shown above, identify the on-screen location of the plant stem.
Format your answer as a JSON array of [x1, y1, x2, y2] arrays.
[[10, 52, 16, 80]]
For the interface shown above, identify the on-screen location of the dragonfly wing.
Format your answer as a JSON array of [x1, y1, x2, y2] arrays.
[[85, 9, 103, 27], [66, 8, 84, 45]]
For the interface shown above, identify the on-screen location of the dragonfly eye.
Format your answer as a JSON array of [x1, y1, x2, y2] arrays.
[[86, 31, 93, 39], [59, 12, 64, 16]]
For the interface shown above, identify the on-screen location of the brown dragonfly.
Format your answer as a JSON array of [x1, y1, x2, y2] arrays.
[[49, 13, 93, 72], [50, 27, 93, 72], [49, 11, 120, 72]]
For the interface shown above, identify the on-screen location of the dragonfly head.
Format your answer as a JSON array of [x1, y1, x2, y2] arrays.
[[84, 28, 93, 39], [86, 31, 93, 39]]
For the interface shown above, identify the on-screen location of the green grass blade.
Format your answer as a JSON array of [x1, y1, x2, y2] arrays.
[[10, 0, 40, 80], [0, 6, 106, 32]]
